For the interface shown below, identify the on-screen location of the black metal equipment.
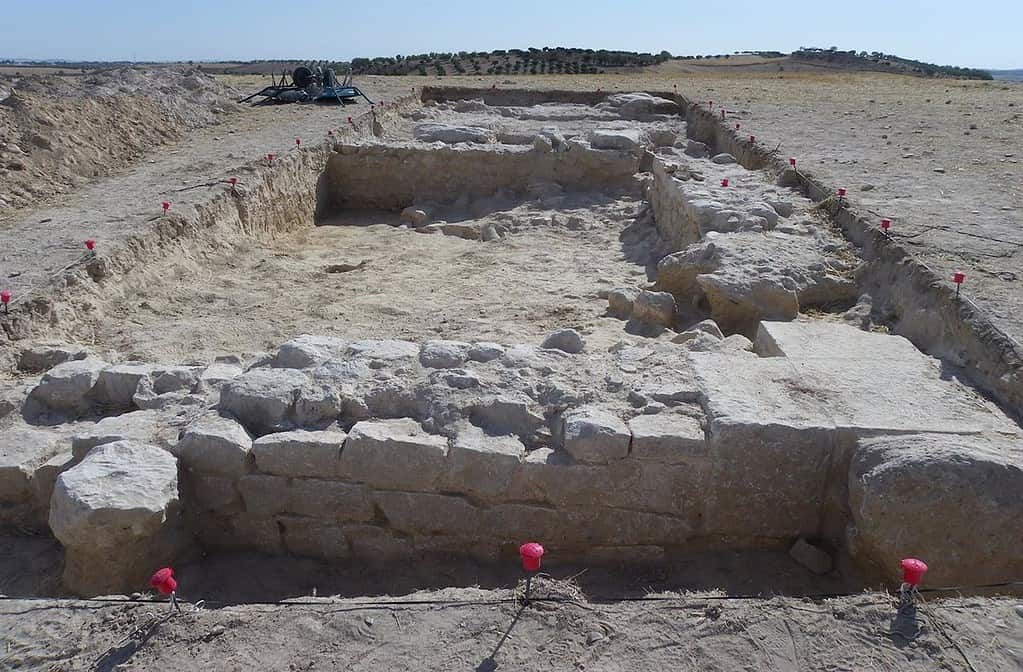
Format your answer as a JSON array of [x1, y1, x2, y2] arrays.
[[238, 65, 373, 106]]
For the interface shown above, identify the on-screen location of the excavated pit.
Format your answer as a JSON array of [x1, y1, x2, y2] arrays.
[[1, 89, 1020, 599]]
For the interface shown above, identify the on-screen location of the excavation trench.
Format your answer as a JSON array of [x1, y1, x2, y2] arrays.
[[1, 89, 1020, 599]]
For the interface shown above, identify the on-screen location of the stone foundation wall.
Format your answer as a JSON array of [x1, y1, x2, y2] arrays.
[[322, 142, 641, 212]]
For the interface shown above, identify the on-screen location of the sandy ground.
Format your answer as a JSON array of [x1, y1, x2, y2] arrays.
[[3, 582, 1021, 670], [61, 196, 649, 363], [2, 536, 1021, 671]]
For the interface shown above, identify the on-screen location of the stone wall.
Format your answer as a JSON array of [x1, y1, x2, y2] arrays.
[[321, 142, 641, 213]]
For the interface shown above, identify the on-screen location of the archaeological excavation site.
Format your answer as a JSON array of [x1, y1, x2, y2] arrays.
[[1, 82, 1021, 610]]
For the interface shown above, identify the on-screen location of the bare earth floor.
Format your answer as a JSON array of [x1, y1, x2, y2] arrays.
[[63, 198, 648, 364]]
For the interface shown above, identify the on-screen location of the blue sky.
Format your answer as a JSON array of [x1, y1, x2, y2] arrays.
[[1, 0, 1020, 69]]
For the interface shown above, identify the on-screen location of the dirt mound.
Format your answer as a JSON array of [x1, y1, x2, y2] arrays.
[[0, 67, 240, 212]]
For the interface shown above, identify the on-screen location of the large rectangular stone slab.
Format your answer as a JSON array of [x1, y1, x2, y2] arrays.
[[252, 430, 346, 478], [754, 320, 923, 361], [374, 491, 481, 536], [441, 421, 525, 500], [279, 516, 350, 559], [0, 427, 60, 506], [627, 413, 707, 462], [340, 418, 448, 491], [289, 479, 374, 521]]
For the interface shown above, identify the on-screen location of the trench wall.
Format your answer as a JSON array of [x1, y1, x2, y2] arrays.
[[0, 97, 420, 349], [321, 143, 641, 212]]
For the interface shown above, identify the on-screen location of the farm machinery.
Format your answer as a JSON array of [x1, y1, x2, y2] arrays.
[[239, 65, 373, 105]]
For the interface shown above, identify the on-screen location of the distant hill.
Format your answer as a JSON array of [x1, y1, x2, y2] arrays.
[[989, 69, 1023, 82], [790, 48, 992, 80], [349, 48, 674, 77]]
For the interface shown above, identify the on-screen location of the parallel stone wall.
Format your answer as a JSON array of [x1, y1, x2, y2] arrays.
[[322, 142, 641, 212], [673, 93, 1023, 419]]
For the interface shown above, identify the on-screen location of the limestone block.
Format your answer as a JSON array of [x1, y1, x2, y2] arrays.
[[340, 418, 448, 491], [467, 342, 505, 362], [96, 364, 154, 409], [218, 368, 309, 432], [443, 421, 525, 499], [272, 335, 348, 369], [375, 491, 482, 536], [238, 474, 290, 516], [561, 407, 631, 464], [0, 426, 59, 508], [419, 340, 470, 368], [345, 524, 413, 560], [849, 433, 1023, 586], [470, 394, 545, 440], [347, 339, 420, 362], [293, 383, 343, 428], [49, 441, 182, 595], [753, 320, 922, 361], [607, 287, 640, 318], [413, 123, 495, 144], [32, 451, 74, 515], [288, 478, 374, 521], [280, 516, 350, 559], [588, 128, 649, 152], [199, 514, 282, 554], [627, 414, 706, 462], [17, 343, 89, 372], [71, 410, 175, 461], [29, 358, 107, 413], [657, 232, 858, 335], [252, 429, 346, 478], [190, 474, 243, 514], [789, 538, 833, 575], [631, 291, 676, 328], [176, 413, 253, 477], [200, 363, 243, 386], [540, 329, 585, 354]]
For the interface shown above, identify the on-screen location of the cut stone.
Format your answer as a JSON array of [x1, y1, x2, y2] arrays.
[[272, 335, 348, 369], [0, 426, 60, 509], [627, 414, 706, 463], [789, 538, 834, 575], [29, 358, 107, 413], [96, 364, 154, 410], [467, 342, 505, 362], [17, 343, 90, 373], [849, 433, 1023, 586], [607, 287, 640, 318], [71, 410, 175, 461], [754, 320, 922, 361], [238, 474, 290, 516], [252, 429, 346, 478], [288, 478, 374, 521], [280, 516, 350, 559], [176, 413, 253, 477], [541, 328, 585, 354], [218, 368, 309, 432], [561, 407, 631, 464], [375, 491, 481, 536], [49, 441, 182, 595], [419, 340, 470, 369], [443, 421, 525, 499], [340, 418, 449, 491], [631, 291, 676, 328]]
